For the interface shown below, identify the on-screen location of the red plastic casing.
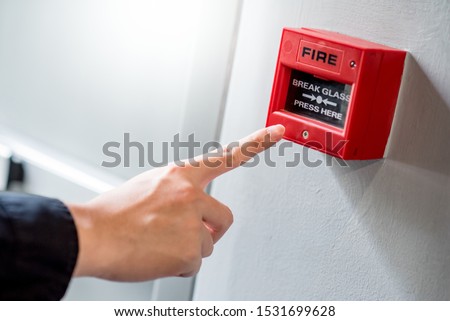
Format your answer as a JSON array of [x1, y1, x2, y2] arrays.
[[266, 28, 406, 160]]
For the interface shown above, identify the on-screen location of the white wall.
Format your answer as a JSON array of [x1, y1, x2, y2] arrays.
[[0, 0, 240, 179], [195, 0, 450, 300], [0, 0, 241, 300]]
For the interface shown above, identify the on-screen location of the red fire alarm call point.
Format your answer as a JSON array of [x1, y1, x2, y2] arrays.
[[266, 28, 406, 160]]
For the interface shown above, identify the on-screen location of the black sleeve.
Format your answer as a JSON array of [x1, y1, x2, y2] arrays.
[[0, 192, 79, 300]]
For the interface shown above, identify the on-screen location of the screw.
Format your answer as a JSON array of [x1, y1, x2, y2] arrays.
[[350, 61, 357, 68], [302, 130, 309, 139]]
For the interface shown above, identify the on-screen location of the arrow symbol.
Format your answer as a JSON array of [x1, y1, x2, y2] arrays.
[[302, 93, 316, 102], [322, 98, 337, 107]]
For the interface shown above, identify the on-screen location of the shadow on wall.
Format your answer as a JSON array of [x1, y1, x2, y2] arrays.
[[388, 55, 450, 176], [331, 55, 450, 300]]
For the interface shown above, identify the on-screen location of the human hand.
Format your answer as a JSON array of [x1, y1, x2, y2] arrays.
[[68, 125, 285, 281]]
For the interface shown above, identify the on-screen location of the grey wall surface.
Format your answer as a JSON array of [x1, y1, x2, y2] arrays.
[[0, 0, 240, 180], [194, 0, 450, 300]]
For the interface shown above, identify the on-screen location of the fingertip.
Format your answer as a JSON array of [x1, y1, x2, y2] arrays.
[[267, 124, 285, 142]]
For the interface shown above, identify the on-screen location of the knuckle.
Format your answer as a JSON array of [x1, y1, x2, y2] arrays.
[[227, 148, 241, 167], [217, 203, 233, 228], [225, 207, 234, 227], [223, 144, 241, 167], [180, 260, 202, 278], [182, 248, 202, 268], [230, 149, 242, 167], [177, 183, 201, 205], [203, 243, 214, 258], [157, 165, 177, 182], [172, 234, 203, 277], [159, 165, 186, 184], [190, 259, 202, 275], [250, 132, 262, 143], [165, 164, 183, 175], [157, 167, 202, 205]]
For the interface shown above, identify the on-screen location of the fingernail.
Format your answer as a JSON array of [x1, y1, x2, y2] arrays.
[[267, 124, 285, 141]]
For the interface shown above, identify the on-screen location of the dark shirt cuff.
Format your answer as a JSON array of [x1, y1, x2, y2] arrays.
[[0, 192, 79, 300]]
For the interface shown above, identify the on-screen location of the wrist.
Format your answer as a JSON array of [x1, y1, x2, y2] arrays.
[[66, 202, 95, 277]]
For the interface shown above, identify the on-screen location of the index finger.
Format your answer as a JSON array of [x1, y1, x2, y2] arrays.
[[186, 124, 285, 188]]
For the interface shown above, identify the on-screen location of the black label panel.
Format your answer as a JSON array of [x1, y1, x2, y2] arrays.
[[284, 69, 352, 128]]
